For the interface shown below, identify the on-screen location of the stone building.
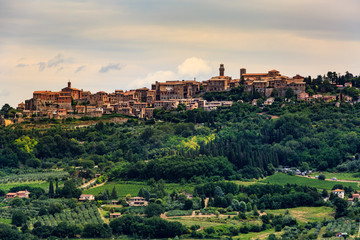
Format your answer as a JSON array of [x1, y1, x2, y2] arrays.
[[203, 64, 240, 92], [151, 80, 200, 100], [241, 69, 305, 96]]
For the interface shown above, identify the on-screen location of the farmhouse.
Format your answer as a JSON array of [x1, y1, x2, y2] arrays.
[[332, 189, 345, 199], [78, 194, 95, 201], [6, 190, 30, 199], [109, 213, 121, 219], [127, 197, 148, 206]]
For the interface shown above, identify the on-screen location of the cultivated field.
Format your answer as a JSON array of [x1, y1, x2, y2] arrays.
[[261, 173, 359, 190], [0, 181, 49, 192], [309, 171, 360, 181], [264, 206, 334, 223]]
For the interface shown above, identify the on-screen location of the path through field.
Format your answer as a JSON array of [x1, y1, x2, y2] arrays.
[[80, 179, 107, 189], [298, 175, 360, 184], [80, 178, 97, 189]]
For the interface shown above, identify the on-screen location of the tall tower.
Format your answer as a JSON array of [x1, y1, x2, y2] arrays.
[[240, 68, 246, 78], [67, 80, 71, 88], [219, 64, 225, 76]]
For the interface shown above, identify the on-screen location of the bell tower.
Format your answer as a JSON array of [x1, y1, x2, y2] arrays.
[[67, 80, 71, 88], [219, 64, 225, 76]]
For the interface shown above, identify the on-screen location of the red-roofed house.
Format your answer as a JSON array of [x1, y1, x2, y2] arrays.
[[6, 190, 30, 199], [79, 194, 95, 201], [332, 189, 345, 199]]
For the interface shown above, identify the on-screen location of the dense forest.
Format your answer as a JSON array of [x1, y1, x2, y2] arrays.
[[2, 99, 360, 181]]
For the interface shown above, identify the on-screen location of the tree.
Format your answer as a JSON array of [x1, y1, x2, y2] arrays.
[[82, 223, 112, 238], [145, 203, 164, 217], [268, 233, 278, 240], [253, 205, 259, 216], [231, 199, 241, 211], [239, 201, 247, 212], [14, 136, 38, 154], [322, 189, 329, 198], [12, 210, 27, 227], [285, 88, 295, 99], [9, 197, 24, 207], [299, 162, 309, 172], [58, 180, 81, 198], [0, 223, 24, 240], [103, 189, 109, 201], [52, 222, 81, 238], [48, 180, 54, 198], [333, 197, 348, 218], [183, 199, 193, 210], [318, 174, 326, 180], [214, 186, 225, 197], [246, 202, 252, 212], [110, 186, 118, 200], [32, 225, 52, 239], [0, 104, 12, 113], [49, 202, 63, 215]]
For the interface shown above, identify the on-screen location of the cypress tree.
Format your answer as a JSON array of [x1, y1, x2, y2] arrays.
[[49, 180, 54, 198], [110, 186, 118, 200], [103, 189, 109, 201]]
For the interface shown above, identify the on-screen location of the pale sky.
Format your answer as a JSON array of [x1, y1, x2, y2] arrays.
[[1, 0, 360, 107]]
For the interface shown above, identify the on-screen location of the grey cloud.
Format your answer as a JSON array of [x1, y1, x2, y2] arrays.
[[75, 65, 86, 73], [99, 63, 121, 73], [16, 63, 29, 67], [48, 54, 64, 68], [37, 62, 46, 72]]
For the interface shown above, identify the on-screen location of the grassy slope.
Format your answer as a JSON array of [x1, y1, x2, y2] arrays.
[[264, 206, 334, 223], [309, 172, 360, 181], [0, 181, 49, 192], [233, 228, 282, 240], [261, 173, 359, 190]]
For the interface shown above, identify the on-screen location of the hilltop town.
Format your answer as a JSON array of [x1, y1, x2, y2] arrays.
[[12, 64, 307, 121]]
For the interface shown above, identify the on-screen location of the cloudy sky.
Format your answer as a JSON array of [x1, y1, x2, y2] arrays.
[[1, 0, 360, 107]]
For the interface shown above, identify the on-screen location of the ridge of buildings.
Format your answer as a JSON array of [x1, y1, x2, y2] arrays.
[[14, 64, 307, 120]]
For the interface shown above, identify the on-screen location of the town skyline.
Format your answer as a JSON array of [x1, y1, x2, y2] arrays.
[[1, 0, 360, 107]]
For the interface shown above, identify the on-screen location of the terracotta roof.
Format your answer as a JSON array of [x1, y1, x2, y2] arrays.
[[33, 91, 55, 94], [63, 87, 80, 91], [332, 189, 344, 192], [242, 73, 268, 76]]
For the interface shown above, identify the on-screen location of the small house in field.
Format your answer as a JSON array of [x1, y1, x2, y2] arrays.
[[16, 190, 30, 198], [127, 197, 148, 207], [78, 194, 95, 201], [6, 190, 30, 199], [6, 193, 17, 199], [332, 189, 345, 199], [180, 192, 193, 199], [109, 213, 121, 219], [111, 200, 118, 205]]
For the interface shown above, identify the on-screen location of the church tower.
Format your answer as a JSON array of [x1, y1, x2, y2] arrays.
[[219, 64, 225, 76]]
